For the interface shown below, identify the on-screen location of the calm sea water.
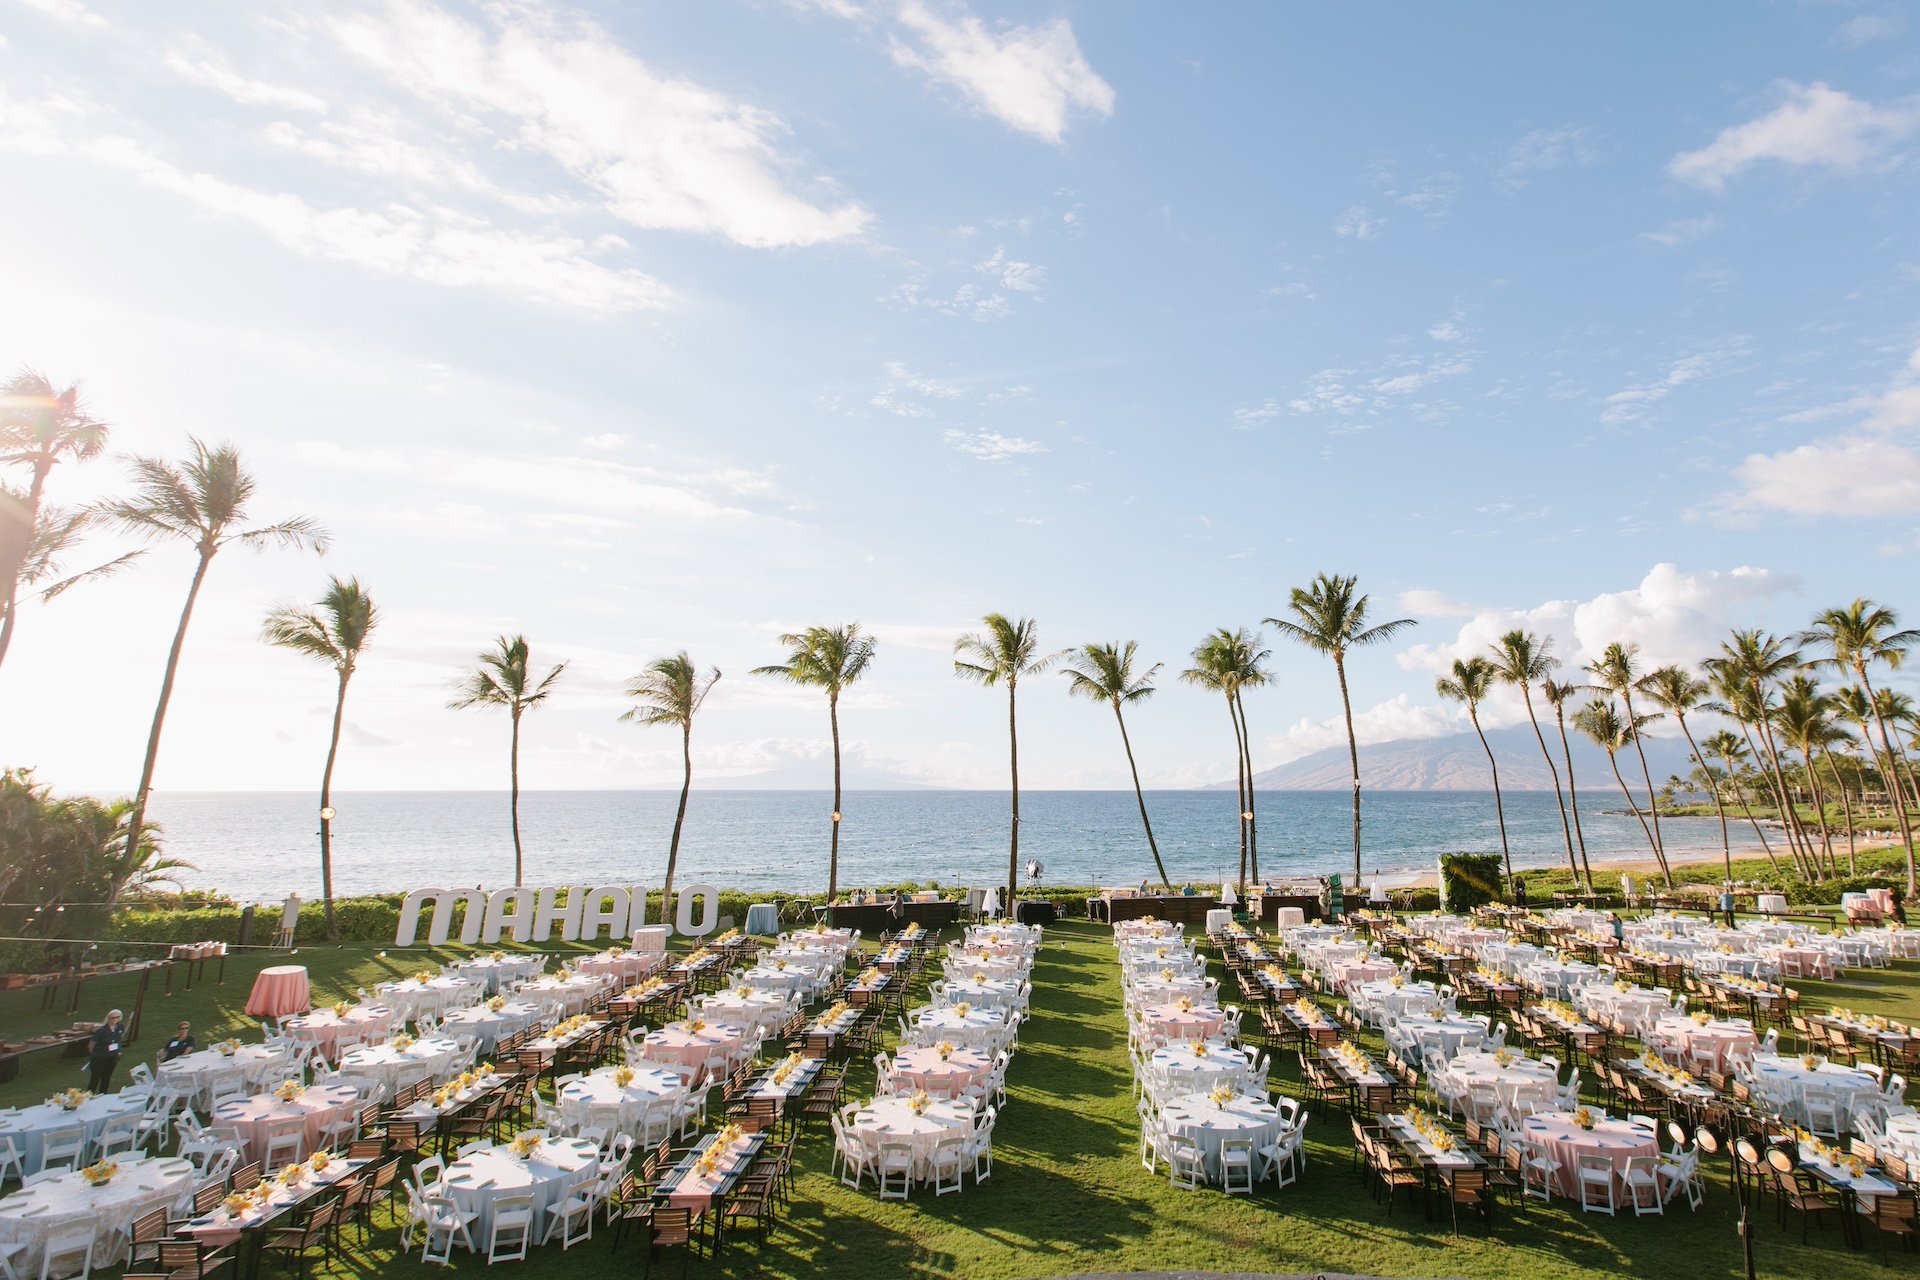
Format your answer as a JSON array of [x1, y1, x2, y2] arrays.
[[143, 790, 1729, 902]]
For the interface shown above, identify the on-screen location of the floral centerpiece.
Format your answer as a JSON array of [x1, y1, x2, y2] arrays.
[[1389, 973, 1405, 989], [273, 1079, 305, 1102], [773, 958, 789, 970], [49, 1087, 88, 1111], [508, 1131, 543, 1159], [614, 1066, 636, 1087], [215, 1039, 242, 1057], [858, 967, 882, 985], [1159, 967, 1175, 982], [80, 1159, 117, 1186], [906, 1090, 932, 1115], [972, 970, 988, 983], [490, 951, 506, 962], [391, 1033, 415, 1051], [412, 969, 434, 984], [1208, 1083, 1236, 1105], [487, 995, 507, 1011], [1573, 1107, 1596, 1131], [278, 1163, 306, 1186], [309, 1151, 331, 1172], [430, 1086, 454, 1108], [1801, 1053, 1823, 1071], [1691, 1010, 1712, 1026], [1192, 1041, 1209, 1058], [1493, 1049, 1515, 1069], [687, 1017, 708, 1033], [953, 1001, 972, 1018], [222, 1193, 251, 1217], [683, 947, 712, 966], [935, 1040, 956, 1061], [330, 1001, 352, 1019], [1173, 996, 1193, 1013]]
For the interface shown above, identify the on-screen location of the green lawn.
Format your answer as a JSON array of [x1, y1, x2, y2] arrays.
[[4, 922, 1917, 1278]]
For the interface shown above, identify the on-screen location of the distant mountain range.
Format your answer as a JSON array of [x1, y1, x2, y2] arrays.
[[1226, 726, 1699, 793]]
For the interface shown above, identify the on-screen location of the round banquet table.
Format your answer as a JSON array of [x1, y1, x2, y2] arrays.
[[1113, 919, 1181, 940], [1128, 977, 1214, 1006], [910, 1007, 1008, 1050], [555, 1065, 686, 1134], [1356, 979, 1443, 1020], [245, 965, 311, 1017], [643, 1022, 745, 1079], [516, 976, 604, 1016], [441, 1136, 599, 1241], [281, 1006, 396, 1055], [156, 1045, 285, 1105], [741, 964, 824, 997], [1883, 1112, 1920, 1163], [1142, 1003, 1227, 1043], [438, 1001, 541, 1052], [575, 951, 661, 983], [1274, 907, 1307, 928], [1327, 960, 1398, 989], [788, 928, 855, 949], [698, 989, 793, 1036], [847, 1097, 974, 1178], [1648, 1016, 1756, 1072], [891, 1046, 992, 1096], [448, 956, 542, 994], [1523, 1111, 1657, 1196], [1147, 1042, 1254, 1102], [0, 1093, 147, 1175], [212, 1083, 360, 1165], [374, 977, 477, 1023], [938, 977, 1024, 1011], [1159, 1091, 1283, 1182], [338, 1037, 462, 1093], [744, 903, 780, 935], [0, 1153, 195, 1272], [1390, 1015, 1490, 1059], [1522, 962, 1602, 1000], [1123, 952, 1202, 979], [1577, 985, 1670, 1027], [1749, 1053, 1883, 1122], [1447, 1051, 1558, 1102], [942, 956, 1025, 981]]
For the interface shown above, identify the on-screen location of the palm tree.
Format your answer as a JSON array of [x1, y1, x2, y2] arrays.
[[1710, 631, 1819, 879], [1774, 674, 1839, 878], [1819, 737, 1862, 877], [1062, 641, 1171, 890], [753, 625, 876, 900], [0, 495, 142, 662], [95, 440, 326, 879], [1704, 657, 1803, 875], [1542, 677, 1596, 890], [1266, 574, 1415, 884], [1435, 657, 1512, 881], [1703, 729, 1779, 871], [1800, 601, 1920, 894], [1639, 665, 1732, 881], [1587, 643, 1668, 873], [1491, 630, 1581, 886], [1181, 628, 1271, 890], [1572, 699, 1671, 886], [954, 615, 1063, 912], [1873, 688, 1920, 813], [263, 577, 379, 939], [451, 636, 567, 887], [0, 370, 110, 670], [621, 654, 719, 915]]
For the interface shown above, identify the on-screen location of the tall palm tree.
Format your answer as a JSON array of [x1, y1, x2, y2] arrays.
[[1873, 688, 1920, 812], [1491, 630, 1581, 886], [1710, 630, 1819, 880], [1542, 677, 1596, 891], [1062, 641, 1171, 890], [752, 624, 876, 901], [1702, 729, 1779, 872], [1181, 628, 1271, 890], [1639, 665, 1731, 882], [1774, 674, 1839, 878], [955, 615, 1064, 911], [451, 636, 567, 887], [1572, 699, 1671, 886], [1266, 574, 1415, 884], [621, 654, 719, 915], [1435, 656, 1512, 881], [1587, 643, 1668, 872], [0, 495, 142, 662], [95, 440, 326, 878], [1704, 656, 1805, 876], [1800, 602, 1920, 895], [1818, 738, 1861, 877], [0, 371, 111, 669], [262, 577, 379, 939]]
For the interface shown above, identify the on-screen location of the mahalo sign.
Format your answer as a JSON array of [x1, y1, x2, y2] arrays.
[[394, 883, 720, 947]]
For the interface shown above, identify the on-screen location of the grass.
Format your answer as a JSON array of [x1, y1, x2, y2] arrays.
[[5, 922, 1919, 1278]]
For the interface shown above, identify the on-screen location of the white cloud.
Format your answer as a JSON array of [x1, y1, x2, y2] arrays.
[[17, 0, 106, 28], [943, 429, 1046, 461], [1398, 589, 1476, 618], [1428, 320, 1464, 342], [1332, 204, 1384, 240], [1639, 215, 1720, 247], [1833, 13, 1903, 47], [164, 47, 329, 114], [1599, 346, 1739, 426], [1263, 694, 1464, 766], [883, 272, 1012, 321], [261, 116, 574, 215], [975, 245, 1045, 292], [889, 0, 1114, 143], [1230, 399, 1283, 429], [1668, 82, 1920, 192], [1500, 125, 1603, 185], [883, 360, 967, 399], [328, 0, 869, 248], [578, 433, 625, 450]]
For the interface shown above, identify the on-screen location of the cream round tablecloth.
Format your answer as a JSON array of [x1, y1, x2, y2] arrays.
[[1128, 977, 1214, 1006], [374, 977, 477, 1023], [643, 1022, 745, 1079], [516, 975, 606, 1017], [909, 1007, 1008, 1051], [1390, 1015, 1490, 1059], [338, 1037, 462, 1093], [281, 1006, 396, 1055], [891, 1046, 992, 1096], [245, 966, 311, 1017], [1146, 1042, 1254, 1103], [156, 1045, 286, 1106], [0, 1093, 147, 1175], [1447, 1051, 1558, 1105], [698, 989, 793, 1036], [1749, 1053, 1883, 1123], [1356, 979, 1443, 1021], [1577, 985, 1670, 1027], [1159, 1091, 1283, 1182], [0, 1154, 195, 1273], [212, 1083, 360, 1165], [575, 951, 662, 983], [1113, 920, 1181, 940], [1523, 1111, 1657, 1197], [448, 956, 543, 994], [942, 956, 1026, 981], [441, 1137, 599, 1241], [938, 977, 1024, 1011], [1649, 1016, 1756, 1072], [1142, 1004, 1227, 1043], [848, 1097, 974, 1178], [1327, 960, 1398, 989], [741, 964, 825, 997], [439, 1001, 541, 1052], [555, 1066, 685, 1134]]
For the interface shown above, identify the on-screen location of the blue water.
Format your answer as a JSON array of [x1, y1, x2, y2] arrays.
[[143, 789, 1730, 902]]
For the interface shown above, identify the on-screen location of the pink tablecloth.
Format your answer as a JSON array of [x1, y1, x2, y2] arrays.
[[245, 965, 311, 1017], [1768, 947, 1836, 980], [666, 1135, 759, 1213], [892, 1046, 992, 1095], [1523, 1112, 1657, 1197], [642, 1022, 745, 1081], [211, 1083, 359, 1165], [576, 953, 664, 982], [281, 1007, 394, 1055], [1652, 1016, 1756, 1072], [1329, 960, 1398, 990], [1144, 1005, 1227, 1042]]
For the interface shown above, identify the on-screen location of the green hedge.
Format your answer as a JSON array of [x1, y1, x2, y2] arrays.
[[1439, 853, 1505, 913]]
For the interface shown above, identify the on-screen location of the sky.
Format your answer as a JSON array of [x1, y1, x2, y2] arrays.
[[1, 0, 1918, 796]]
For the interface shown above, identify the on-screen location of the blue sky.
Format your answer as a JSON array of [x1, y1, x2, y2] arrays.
[[1, 0, 1917, 794]]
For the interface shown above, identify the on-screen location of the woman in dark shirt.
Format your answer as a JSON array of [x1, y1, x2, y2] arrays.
[[162, 1022, 196, 1061], [87, 1009, 125, 1093]]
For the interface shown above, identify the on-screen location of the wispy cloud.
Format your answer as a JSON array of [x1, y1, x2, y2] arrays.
[[887, 0, 1114, 143], [1332, 204, 1384, 240], [1668, 81, 1920, 191], [164, 45, 329, 114], [1500, 125, 1603, 186], [943, 428, 1046, 461], [1599, 344, 1743, 426], [1639, 215, 1720, 247]]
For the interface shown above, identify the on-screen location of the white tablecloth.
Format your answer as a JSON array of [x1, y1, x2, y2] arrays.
[[338, 1038, 463, 1093], [698, 989, 793, 1036], [156, 1045, 285, 1105], [0, 1154, 195, 1274], [0, 1094, 147, 1175], [847, 1098, 973, 1178], [516, 975, 607, 1017], [1159, 1091, 1283, 1182], [908, 1008, 1008, 1051], [441, 1137, 599, 1241], [1145, 1043, 1254, 1104], [447, 956, 544, 994], [375, 977, 477, 1023], [439, 1002, 542, 1052], [554, 1066, 686, 1135]]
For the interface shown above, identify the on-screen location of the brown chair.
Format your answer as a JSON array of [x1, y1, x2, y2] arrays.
[[382, 1117, 426, 1158], [261, 1198, 339, 1280], [229, 1162, 261, 1192], [1446, 1168, 1491, 1234], [156, 1239, 232, 1280], [347, 1137, 387, 1162], [640, 1203, 699, 1280], [1865, 1188, 1918, 1259], [1769, 1151, 1842, 1243], [721, 1173, 776, 1247], [127, 1207, 170, 1267]]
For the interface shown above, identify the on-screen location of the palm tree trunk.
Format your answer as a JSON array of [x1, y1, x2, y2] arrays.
[[1113, 702, 1170, 889], [1226, 694, 1247, 892], [828, 690, 843, 901], [0, 458, 52, 671], [664, 720, 692, 912], [1553, 706, 1595, 891], [1606, 748, 1662, 872], [1727, 728, 1782, 873], [1857, 667, 1918, 898], [1468, 705, 1511, 880], [1820, 745, 1857, 876], [1234, 690, 1259, 886], [1675, 712, 1730, 883], [1334, 652, 1362, 885], [317, 667, 348, 941], [123, 550, 213, 875], [1620, 688, 1671, 885], [1799, 747, 1837, 876], [1522, 686, 1579, 885], [1006, 681, 1019, 914], [1752, 709, 1814, 879], [509, 709, 524, 887]]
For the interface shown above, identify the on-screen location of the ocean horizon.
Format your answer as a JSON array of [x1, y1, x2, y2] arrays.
[[143, 788, 1735, 903]]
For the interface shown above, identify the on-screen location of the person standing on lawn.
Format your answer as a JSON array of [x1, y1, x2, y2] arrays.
[[87, 1009, 125, 1093]]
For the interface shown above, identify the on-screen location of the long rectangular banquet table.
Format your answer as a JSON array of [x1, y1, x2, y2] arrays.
[[653, 1130, 768, 1223], [1102, 895, 1221, 926]]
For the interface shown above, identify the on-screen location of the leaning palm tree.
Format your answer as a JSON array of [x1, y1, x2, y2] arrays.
[[1774, 674, 1839, 878], [1702, 729, 1778, 872], [0, 371, 111, 669], [1542, 677, 1596, 890], [1801, 600, 1918, 895], [753, 624, 876, 901], [263, 577, 379, 939], [1491, 630, 1581, 886], [1572, 699, 1671, 886], [1873, 687, 1920, 813], [95, 440, 326, 878], [451, 636, 567, 887], [1710, 630, 1819, 879], [1639, 665, 1731, 882], [1266, 574, 1415, 884], [1587, 643, 1668, 870], [1062, 641, 1171, 890], [1436, 656, 1512, 881], [0, 494, 142, 660], [1181, 628, 1271, 890], [955, 615, 1063, 913], [1704, 655, 1805, 876], [621, 654, 720, 916]]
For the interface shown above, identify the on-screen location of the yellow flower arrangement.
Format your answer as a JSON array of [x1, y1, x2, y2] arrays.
[[331, 1001, 352, 1019], [858, 967, 882, 984], [1192, 1041, 1209, 1058], [80, 1159, 117, 1186], [391, 1033, 415, 1051], [1493, 1050, 1514, 1069], [953, 1001, 973, 1018], [614, 1066, 635, 1087], [490, 951, 506, 962], [688, 1017, 708, 1033], [215, 1039, 242, 1056], [907, 1090, 932, 1115], [1691, 1010, 1711, 1026], [1573, 1107, 1595, 1131], [412, 969, 434, 984], [309, 1151, 331, 1171], [1208, 1083, 1235, 1105], [279, 1163, 306, 1186], [936, 1040, 956, 1060], [1801, 1053, 1823, 1071], [508, 1132, 543, 1159], [50, 1087, 88, 1111], [1159, 967, 1175, 981], [273, 1079, 305, 1102], [222, 1193, 251, 1217], [972, 971, 988, 983], [1174, 996, 1193, 1013]]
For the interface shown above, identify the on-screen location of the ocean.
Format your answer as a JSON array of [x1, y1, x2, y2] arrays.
[[142, 789, 1730, 903]]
